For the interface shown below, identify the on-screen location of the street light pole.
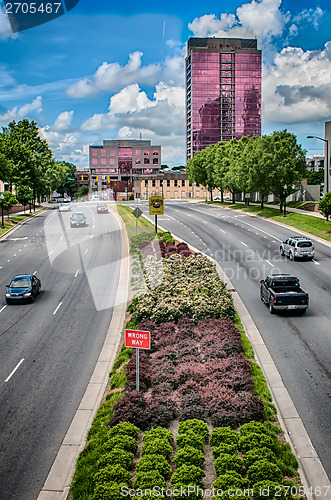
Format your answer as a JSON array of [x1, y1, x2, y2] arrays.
[[307, 135, 329, 194], [0, 193, 4, 229]]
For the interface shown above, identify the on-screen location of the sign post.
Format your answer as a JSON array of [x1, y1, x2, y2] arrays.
[[132, 207, 143, 235], [149, 196, 164, 234], [125, 329, 151, 391]]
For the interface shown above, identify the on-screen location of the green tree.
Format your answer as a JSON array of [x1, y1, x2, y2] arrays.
[[260, 130, 307, 215], [75, 185, 89, 199], [2, 191, 18, 218], [223, 138, 250, 203], [318, 192, 331, 221], [245, 135, 271, 209], [55, 161, 76, 197], [1, 119, 54, 206], [16, 185, 33, 214], [0, 137, 11, 182], [306, 169, 324, 185]]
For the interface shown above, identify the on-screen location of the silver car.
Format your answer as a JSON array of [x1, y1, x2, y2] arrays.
[[280, 236, 315, 261]]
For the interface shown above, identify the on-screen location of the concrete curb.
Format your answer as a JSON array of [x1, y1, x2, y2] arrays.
[[0, 208, 47, 241], [37, 208, 130, 500], [204, 202, 331, 249], [155, 220, 331, 500]]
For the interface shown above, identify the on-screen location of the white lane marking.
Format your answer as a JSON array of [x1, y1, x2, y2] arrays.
[[75, 269, 79, 277], [312, 260, 320, 265], [14, 254, 17, 257], [0, 266, 2, 269], [48, 250, 53, 256], [19, 249, 22, 252], [202, 221, 208, 224], [241, 242, 248, 247], [33, 271, 37, 275], [5, 358, 24, 383], [265, 260, 274, 267], [220, 229, 226, 233], [53, 302, 62, 315], [60, 235, 64, 240], [0, 305, 7, 313], [85, 248, 88, 254], [7, 260, 10, 262]]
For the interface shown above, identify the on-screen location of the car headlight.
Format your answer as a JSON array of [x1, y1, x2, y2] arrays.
[[5, 293, 10, 297], [23, 292, 31, 297]]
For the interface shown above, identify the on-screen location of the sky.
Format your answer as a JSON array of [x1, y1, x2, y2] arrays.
[[1, 0, 331, 168]]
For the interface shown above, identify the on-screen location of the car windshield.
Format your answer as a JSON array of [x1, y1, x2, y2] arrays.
[[72, 213, 84, 219], [10, 278, 31, 288], [297, 241, 312, 247]]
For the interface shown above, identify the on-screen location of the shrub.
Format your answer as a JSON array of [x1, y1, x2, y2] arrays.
[[243, 447, 278, 469], [172, 483, 204, 500], [107, 422, 140, 439], [212, 443, 238, 458], [133, 470, 167, 490], [214, 454, 244, 476], [103, 435, 137, 454], [92, 481, 128, 500], [171, 464, 206, 486], [176, 432, 205, 451], [110, 391, 147, 429], [239, 421, 280, 437], [136, 454, 172, 479], [141, 438, 173, 459], [96, 449, 134, 470], [178, 419, 209, 442], [247, 460, 283, 484], [213, 472, 249, 492], [210, 427, 239, 447], [252, 481, 294, 500], [143, 427, 174, 446], [238, 433, 276, 453], [93, 465, 131, 486], [173, 446, 205, 468]]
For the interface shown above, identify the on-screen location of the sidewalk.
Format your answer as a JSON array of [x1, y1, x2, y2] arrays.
[[263, 203, 325, 219]]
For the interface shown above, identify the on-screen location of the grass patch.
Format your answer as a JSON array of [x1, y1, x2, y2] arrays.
[[115, 204, 154, 238], [209, 201, 331, 241]]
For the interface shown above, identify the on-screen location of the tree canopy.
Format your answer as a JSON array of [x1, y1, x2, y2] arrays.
[[186, 130, 307, 213]]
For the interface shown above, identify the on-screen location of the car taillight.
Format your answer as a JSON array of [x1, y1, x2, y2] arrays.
[[307, 295, 309, 303], [312, 247, 314, 251], [274, 297, 277, 303], [294, 248, 298, 252]]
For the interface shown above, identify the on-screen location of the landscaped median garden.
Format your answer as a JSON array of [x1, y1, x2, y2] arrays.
[[69, 205, 305, 500]]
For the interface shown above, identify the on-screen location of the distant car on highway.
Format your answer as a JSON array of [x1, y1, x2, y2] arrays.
[[214, 194, 230, 201], [70, 212, 87, 227], [58, 204, 71, 212], [260, 274, 309, 314], [96, 203, 109, 214], [280, 236, 315, 261], [5, 274, 41, 304]]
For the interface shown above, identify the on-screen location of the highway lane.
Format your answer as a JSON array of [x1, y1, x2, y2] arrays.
[[131, 200, 331, 480], [0, 204, 123, 500]]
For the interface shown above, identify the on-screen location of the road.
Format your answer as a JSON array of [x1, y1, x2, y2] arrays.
[[0, 204, 123, 500], [131, 199, 331, 481]]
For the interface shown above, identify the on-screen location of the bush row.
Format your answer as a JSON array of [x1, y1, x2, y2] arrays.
[[211, 421, 301, 499], [110, 318, 264, 430]]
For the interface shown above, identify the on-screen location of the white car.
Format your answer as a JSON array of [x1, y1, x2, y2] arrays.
[[280, 236, 315, 261], [58, 204, 71, 212]]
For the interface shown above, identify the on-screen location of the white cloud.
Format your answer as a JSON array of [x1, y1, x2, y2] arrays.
[[0, 96, 42, 125], [188, 0, 323, 49], [263, 42, 331, 123], [81, 82, 185, 138], [0, 6, 16, 39], [66, 51, 184, 98], [52, 110, 74, 131]]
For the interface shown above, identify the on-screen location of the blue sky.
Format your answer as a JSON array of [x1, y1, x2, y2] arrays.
[[1, 0, 331, 167]]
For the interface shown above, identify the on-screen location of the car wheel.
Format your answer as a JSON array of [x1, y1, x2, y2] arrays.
[[269, 300, 275, 314], [289, 251, 294, 261], [260, 289, 265, 302], [30, 294, 35, 303], [280, 247, 285, 256], [298, 309, 306, 315], [5, 299, 11, 305]]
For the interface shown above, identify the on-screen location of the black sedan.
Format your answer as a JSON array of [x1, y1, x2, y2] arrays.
[[5, 274, 41, 304]]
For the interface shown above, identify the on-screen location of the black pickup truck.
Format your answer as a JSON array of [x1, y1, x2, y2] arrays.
[[260, 274, 309, 314]]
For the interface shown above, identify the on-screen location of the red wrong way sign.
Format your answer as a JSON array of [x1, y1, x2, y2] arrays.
[[125, 329, 151, 349]]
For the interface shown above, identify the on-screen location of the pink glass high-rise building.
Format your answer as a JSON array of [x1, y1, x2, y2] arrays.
[[186, 37, 261, 160]]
